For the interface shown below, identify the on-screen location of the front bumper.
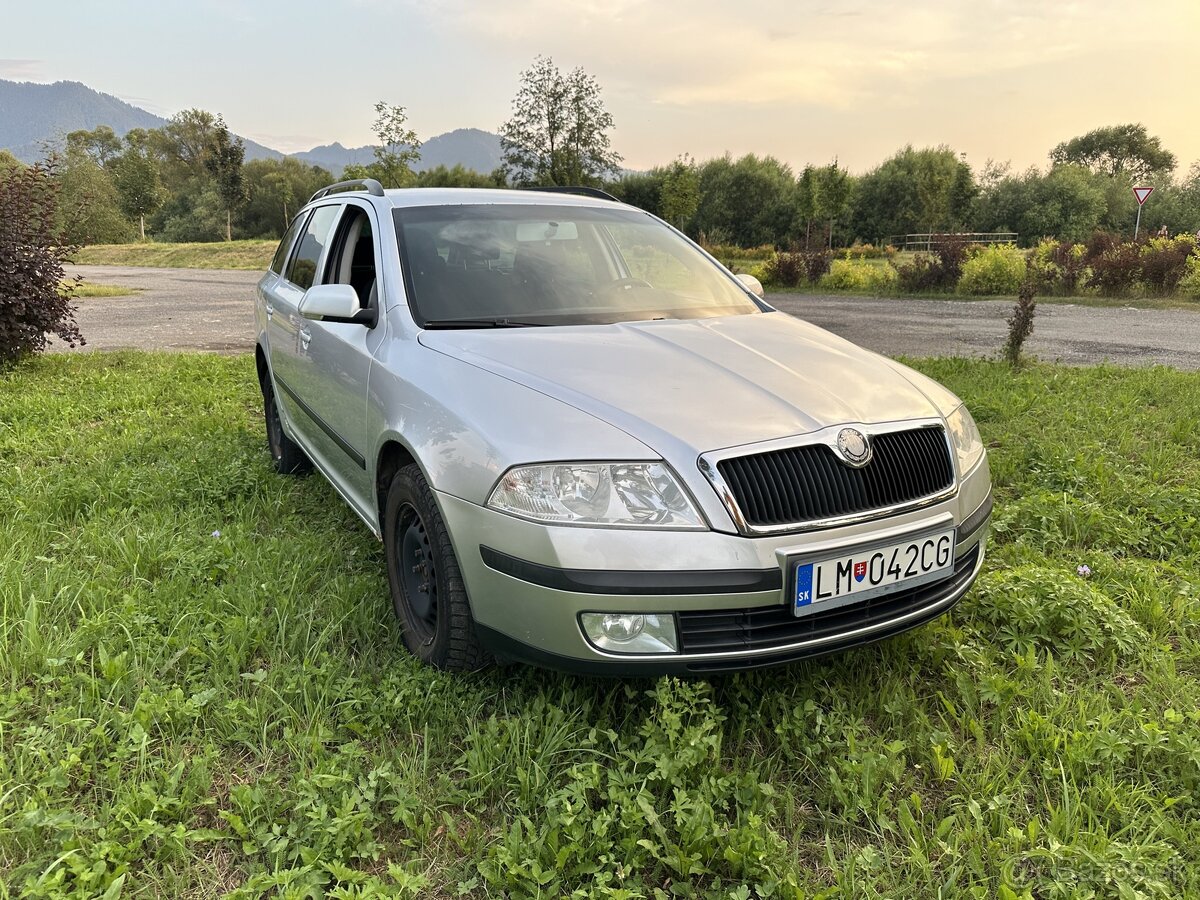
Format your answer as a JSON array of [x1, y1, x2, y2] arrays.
[[439, 472, 991, 675]]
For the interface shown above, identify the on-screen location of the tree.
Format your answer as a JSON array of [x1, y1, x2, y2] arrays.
[[500, 56, 622, 186], [849, 146, 975, 243], [811, 161, 853, 250], [53, 148, 131, 245], [112, 130, 164, 240], [971, 164, 1107, 245], [0, 161, 84, 363], [659, 155, 700, 231], [370, 102, 422, 188], [692, 154, 797, 247], [65, 125, 122, 168], [1050, 124, 1176, 183], [241, 157, 332, 237], [204, 117, 246, 242]]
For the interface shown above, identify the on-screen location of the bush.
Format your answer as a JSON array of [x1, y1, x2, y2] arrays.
[[764, 250, 829, 287], [1140, 236, 1196, 295], [0, 162, 85, 363], [820, 258, 899, 293], [1029, 239, 1088, 295], [931, 234, 970, 285], [840, 242, 893, 260], [1179, 253, 1200, 299], [764, 251, 804, 287], [1087, 243, 1143, 296], [895, 254, 944, 292], [957, 244, 1028, 295]]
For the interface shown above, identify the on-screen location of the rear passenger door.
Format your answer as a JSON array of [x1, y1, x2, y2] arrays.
[[265, 204, 340, 444], [293, 200, 386, 511]]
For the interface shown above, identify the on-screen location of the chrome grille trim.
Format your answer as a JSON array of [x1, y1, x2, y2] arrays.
[[698, 418, 958, 536]]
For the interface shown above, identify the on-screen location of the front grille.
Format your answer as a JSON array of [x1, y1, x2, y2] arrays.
[[676, 544, 978, 656], [716, 426, 954, 529]]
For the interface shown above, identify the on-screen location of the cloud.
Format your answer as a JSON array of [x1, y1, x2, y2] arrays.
[[397, 0, 1164, 111], [0, 59, 46, 80]]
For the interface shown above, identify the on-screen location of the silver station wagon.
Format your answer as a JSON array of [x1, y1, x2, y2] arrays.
[[254, 180, 992, 673]]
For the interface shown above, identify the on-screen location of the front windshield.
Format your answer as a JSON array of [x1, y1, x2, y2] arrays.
[[393, 204, 761, 326]]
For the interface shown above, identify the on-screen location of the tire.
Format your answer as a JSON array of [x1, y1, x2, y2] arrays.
[[260, 371, 312, 476], [383, 464, 490, 671]]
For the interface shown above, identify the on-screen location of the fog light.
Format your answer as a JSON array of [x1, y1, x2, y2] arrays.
[[580, 612, 678, 654], [601, 613, 644, 641]]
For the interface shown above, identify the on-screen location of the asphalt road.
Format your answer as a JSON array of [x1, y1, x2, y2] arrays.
[[59, 265, 1200, 369]]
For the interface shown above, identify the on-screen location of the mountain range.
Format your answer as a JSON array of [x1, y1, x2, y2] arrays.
[[0, 79, 503, 175]]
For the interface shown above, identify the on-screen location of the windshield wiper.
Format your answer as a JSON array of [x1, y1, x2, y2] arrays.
[[422, 317, 549, 329]]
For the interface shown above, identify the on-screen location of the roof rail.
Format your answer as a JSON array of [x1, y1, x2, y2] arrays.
[[308, 178, 386, 203], [521, 185, 620, 202]]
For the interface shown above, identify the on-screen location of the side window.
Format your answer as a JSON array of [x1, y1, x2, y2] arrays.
[[269, 214, 308, 275], [324, 206, 379, 308], [285, 205, 340, 290]]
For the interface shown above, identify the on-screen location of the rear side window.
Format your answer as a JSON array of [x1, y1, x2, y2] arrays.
[[285, 206, 340, 289], [270, 214, 309, 275]]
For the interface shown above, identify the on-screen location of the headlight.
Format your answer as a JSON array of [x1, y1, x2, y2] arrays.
[[487, 462, 705, 528], [945, 404, 984, 474]]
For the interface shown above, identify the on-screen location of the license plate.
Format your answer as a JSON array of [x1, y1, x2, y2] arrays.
[[790, 529, 955, 616]]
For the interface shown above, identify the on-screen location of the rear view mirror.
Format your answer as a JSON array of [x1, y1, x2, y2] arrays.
[[737, 273, 764, 298], [298, 284, 373, 325]]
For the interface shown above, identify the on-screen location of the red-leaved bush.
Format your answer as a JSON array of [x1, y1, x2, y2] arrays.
[[0, 161, 84, 364]]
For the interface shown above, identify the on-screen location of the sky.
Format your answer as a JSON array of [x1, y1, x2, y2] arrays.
[[3, 0, 1199, 175]]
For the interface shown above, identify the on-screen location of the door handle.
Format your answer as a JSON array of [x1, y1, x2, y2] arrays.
[[265, 303, 274, 319], [299, 327, 312, 349]]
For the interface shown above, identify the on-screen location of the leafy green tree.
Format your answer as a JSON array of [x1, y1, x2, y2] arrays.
[[500, 56, 621, 186], [369, 102, 421, 188], [112, 130, 164, 240], [53, 148, 131, 245], [811, 161, 853, 249], [0, 150, 22, 175], [204, 117, 246, 242], [971, 164, 1107, 244], [241, 158, 331, 237], [793, 166, 818, 248], [65, 126, 122, 168], [693, 154, 797, 247], [154, 109, 221, 180], [1050, 124, 1176, 183], [850, 146, 975, 243], [413, 164, 504, 188], [659, 154, 700, 231], [610, 170, 663, 217]]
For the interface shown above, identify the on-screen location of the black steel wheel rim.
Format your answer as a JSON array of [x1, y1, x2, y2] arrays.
[[397, 503, 438, 639]]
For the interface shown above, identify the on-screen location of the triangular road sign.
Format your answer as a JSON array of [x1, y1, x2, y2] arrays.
[[1133, 186, 1154, 206]]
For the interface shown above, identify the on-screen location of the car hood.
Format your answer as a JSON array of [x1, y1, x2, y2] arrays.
[[418, 312, 947, 457]]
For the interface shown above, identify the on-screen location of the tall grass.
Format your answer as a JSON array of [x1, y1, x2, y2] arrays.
[[1, 353, 1198, 897]]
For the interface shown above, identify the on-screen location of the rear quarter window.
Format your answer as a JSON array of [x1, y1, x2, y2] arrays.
[[270, 214, 308, 275]]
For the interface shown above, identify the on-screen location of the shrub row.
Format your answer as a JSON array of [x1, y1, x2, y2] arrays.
[[751, 232, 1200, 299]]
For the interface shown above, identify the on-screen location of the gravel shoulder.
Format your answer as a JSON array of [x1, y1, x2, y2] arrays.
[[56, 266, 1200, 369]]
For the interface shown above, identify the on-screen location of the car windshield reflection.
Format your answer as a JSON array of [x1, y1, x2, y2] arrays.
[[393, 204, 761, 327]]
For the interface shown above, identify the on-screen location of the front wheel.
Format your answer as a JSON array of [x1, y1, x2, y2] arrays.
[[260, 372, 311, 476], [383, 464, 490, 671]]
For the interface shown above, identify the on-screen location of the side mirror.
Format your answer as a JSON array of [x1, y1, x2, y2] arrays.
[[736, 273, 764, 298], [298, 284, 374, 325]]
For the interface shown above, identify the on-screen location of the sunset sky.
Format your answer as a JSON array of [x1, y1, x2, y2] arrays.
[[4, 0, 1198, 175]]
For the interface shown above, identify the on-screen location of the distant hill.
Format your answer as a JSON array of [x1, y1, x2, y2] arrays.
[[0, 80, 166, 161], [0, 79, 280, 162], [1, 79, 504, 176], [293, 128, 504, 178]]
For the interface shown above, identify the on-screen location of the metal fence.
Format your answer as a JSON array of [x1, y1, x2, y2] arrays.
[[885, 232, 1019, 252]]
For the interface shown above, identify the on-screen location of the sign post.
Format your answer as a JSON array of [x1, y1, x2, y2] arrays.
[[1133, 186, 1154, 239]]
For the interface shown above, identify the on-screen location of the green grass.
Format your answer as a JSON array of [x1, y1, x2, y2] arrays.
[[63, 283, 142, 299], [71, 241, 277, 270], [2, 353, 1199, 898]]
